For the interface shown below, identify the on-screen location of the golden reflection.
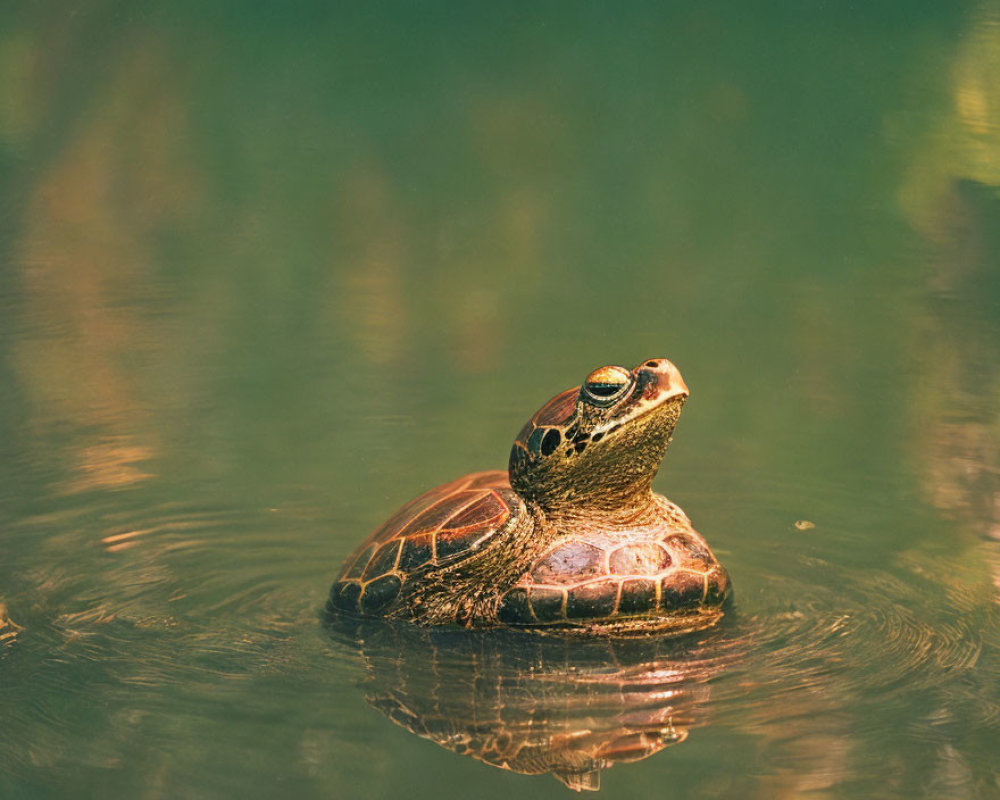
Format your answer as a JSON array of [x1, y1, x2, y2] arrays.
[[899, 2, 1000, 600], [331, 621, 738, 791], [62, 436, 155, 496], [953, 6, 1000, 176], [898, 1, 1000, 238], [329, 164, 410, 368], [0, 601, 24, 645], [12, 33, 205, 494], [100, 526, 156, 553]]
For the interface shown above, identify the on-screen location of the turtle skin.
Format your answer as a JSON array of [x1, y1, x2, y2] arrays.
[[330, 471, 525, 617]]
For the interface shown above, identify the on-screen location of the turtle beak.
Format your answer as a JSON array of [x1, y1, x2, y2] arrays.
[[636, 358, 689, 402]]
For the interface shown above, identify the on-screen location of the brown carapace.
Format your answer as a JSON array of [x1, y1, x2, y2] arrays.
[[329, 358, 730, 635]]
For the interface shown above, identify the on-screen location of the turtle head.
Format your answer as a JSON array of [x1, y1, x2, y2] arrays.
[[508, 358, 689, 512]]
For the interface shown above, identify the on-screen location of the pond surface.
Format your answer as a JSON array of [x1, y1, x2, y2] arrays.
[[2, 2, 1000, 798]]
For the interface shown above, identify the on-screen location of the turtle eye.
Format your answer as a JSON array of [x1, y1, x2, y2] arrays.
[[581, 365, 632, 407]]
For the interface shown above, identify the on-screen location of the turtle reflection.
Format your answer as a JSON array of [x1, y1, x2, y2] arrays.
[[331, 621, 738, 791]]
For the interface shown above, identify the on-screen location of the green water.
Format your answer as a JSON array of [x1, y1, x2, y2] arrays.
[[2, 2, 1000, 797]]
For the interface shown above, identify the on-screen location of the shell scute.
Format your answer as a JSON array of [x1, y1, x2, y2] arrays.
[[662, 533, 712, 563], [608, 542, 671, 576], [704, 567, 730, 606], [365, 471, 509, 546], [330, 580, 362, 612], [361, 574, 402, 613], [433, 490, 511, 562], [528, 587, 566, 623], [408, 499, 472, 538], [435, 528, 477, 561], [447, 491, 509, 530], [364, 540, 402, 580], [397, 533, 434, 572], [531, 541, 606, 585], [345, 544, 376, 580], [336, 471, 519, 595], [618, 578, 658, 615], [660, 571, 705, 610], [374, 492, 449, 543], [566, 581, 619, 619]]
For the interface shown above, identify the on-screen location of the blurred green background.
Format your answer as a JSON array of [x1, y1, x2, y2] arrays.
[[1, 2, 999, 798]]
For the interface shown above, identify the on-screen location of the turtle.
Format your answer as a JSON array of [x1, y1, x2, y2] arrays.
[[328, 357, 730, 634]]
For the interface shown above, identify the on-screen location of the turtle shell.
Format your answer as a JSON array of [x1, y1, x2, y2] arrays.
[[330, 471, 520, 617], [496, 521, 730, 629]]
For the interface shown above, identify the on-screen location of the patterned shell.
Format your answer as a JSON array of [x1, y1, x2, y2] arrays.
[[330, 471, 520, 616], [496, 514, 730, 627]]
